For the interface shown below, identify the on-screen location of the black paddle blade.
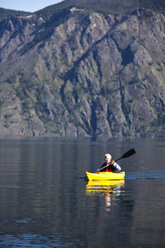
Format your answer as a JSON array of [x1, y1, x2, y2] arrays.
[[115, 148, 136, 162], [122, 148, 136, 158]]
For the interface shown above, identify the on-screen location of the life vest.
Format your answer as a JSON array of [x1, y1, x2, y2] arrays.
[[101, 162, 113, 172]]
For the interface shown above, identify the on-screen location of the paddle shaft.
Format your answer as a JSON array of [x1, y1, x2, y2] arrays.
[[99, 148, 136, 172]]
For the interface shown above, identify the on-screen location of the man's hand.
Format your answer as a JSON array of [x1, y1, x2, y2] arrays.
[[96, 169, 100, 173], [111, 160, 115, 165]]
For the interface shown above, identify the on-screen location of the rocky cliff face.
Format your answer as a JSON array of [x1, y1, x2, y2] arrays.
[[0, 7, 165, 139]]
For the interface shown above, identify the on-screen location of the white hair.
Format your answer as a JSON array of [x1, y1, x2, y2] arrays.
[[105, 153, 112, 161]]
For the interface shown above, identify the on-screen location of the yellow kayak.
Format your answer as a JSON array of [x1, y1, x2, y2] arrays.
[[86, 171, 125, 181]]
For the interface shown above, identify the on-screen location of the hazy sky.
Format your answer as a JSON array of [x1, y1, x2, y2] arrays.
[[0, 0, 63, 12]]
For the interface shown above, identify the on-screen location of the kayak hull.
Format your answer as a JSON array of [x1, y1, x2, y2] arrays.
[[86, 171, 125, 181]]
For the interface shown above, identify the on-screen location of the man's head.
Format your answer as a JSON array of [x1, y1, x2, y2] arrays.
[[105, 153, 112, 163]]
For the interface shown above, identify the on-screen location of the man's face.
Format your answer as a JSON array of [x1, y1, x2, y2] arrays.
[[105, 155, 110, 163]]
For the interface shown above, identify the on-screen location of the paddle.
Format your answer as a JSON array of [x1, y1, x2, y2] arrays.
[[99, 148, 136, 172], [115, 148, 136, 162]]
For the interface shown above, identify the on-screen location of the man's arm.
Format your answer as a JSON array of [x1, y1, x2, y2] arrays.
[[111, 160, 121, 172]]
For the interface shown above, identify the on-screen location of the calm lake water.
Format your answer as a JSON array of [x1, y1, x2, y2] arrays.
[[0, 138, 165, 248]]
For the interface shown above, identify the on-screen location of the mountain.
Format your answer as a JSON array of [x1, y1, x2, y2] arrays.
[[0, 0, 165, 139], [0, 8, 31, 20], [37, 0, 165, 16]]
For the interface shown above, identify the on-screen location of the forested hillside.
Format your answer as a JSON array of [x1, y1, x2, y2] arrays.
[[38, 0, 165, 16]]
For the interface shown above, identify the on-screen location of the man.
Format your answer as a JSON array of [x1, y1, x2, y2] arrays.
[[97, 153, 121, 173]]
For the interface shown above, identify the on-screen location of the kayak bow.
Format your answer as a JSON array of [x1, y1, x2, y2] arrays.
[[86, 171, 125, 181]]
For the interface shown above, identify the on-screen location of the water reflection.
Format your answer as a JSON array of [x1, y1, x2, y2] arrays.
[[0, 138, 165, 248], [86, 180, 125, 212]]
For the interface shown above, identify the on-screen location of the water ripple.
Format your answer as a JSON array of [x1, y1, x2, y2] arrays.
[[126, 170, 165, 180], [0, 233, 75, 248]]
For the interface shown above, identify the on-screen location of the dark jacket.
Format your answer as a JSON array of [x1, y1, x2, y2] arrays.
[[99, 162, 121, 172]]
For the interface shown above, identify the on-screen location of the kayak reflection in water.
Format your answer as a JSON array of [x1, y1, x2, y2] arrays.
[[86, 180, 125, 212], [104, 184, 122, 212], [97, 153, 121, 173], [105, 193, 111, 211]]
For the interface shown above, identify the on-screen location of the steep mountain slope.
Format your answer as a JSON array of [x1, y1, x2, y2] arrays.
[[0, 2, 165, 139]]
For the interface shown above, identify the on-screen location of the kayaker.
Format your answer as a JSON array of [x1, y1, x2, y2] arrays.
[[97, 153, 121, 173]]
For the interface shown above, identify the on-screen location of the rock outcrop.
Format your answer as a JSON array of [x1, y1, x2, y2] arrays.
[[0, 6, 165, 139]]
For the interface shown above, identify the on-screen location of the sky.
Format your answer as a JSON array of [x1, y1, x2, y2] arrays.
[[0, 0, 63, 12]]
